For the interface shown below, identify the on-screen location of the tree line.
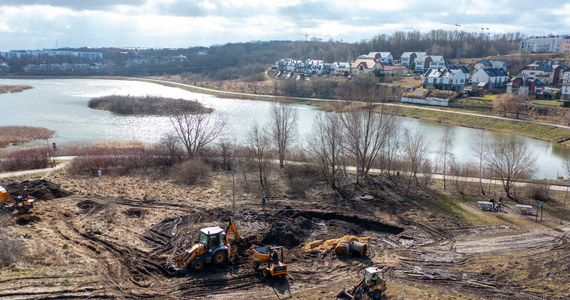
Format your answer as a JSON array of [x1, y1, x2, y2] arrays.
[[1, 30, 524, 77], [167, 100, 536, 200]]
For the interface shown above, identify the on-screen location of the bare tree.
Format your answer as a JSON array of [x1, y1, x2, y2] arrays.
[[486, 136, 536, 199], [403, 130, 429, 194], [270, 101, 298, 169], [437, 127, 455, 190], [159, 132, 182, 164], [168, 112, 225, 157], [338, 104, 397, 183], [245, 121, 271, 188], [472, 129, 488, 195], [493, 94, 526, 119], [308, 112, 345, 190]]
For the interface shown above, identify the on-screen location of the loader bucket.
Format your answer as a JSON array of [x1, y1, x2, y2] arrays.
[[336, 290, 354, 300]]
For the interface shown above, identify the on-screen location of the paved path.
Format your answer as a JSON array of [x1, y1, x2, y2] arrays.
[[143, 78, 570, 130]]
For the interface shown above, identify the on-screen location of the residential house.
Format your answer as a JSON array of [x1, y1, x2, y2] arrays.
[[471, 68, 509, 89], [364, 52, 393, 65], [506, 76, 545, 95], [305, 59, 325, 75], [400, 52, 426, 68], [562, 71, 570, 84], [473, 60, 508, 72], [422, 66, 469, 90], [520, 61, 569, 84], [562, 82, 570, 100], [382, 65, 408, 77], [350, 58, 383, 75], [414, 55, 445, 73], [330, 62, 351, 76]]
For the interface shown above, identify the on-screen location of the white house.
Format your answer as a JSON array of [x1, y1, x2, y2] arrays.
[[423, 66, 469, 90], [472, 68, 509, 89], [330, 62, 351, 75], [400, 52, 426, 68], [473, 60, 508, 72], [360, 52, 393, 65], [562, 83, 570, 101], [414, 55, 445, 72]]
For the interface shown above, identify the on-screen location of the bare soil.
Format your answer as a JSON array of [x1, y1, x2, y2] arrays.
[[0, 171, 568, 299]]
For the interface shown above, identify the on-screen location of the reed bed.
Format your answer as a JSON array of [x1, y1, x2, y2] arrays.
[[0, 126, 55, 148], [0, 85, 33, 94]]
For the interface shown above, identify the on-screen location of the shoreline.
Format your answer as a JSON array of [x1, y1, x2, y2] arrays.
[[3, 75, 570, 148]]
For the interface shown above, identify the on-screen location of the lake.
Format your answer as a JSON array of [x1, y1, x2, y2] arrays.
[[0, 78, 568, 179]]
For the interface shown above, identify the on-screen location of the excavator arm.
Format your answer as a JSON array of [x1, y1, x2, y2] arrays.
[[224, 217, 240, 258], [173, 243, 205, 269]]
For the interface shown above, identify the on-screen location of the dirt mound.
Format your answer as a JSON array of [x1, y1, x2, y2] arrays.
[[76, 200, 102, 214], [6, 180, 71, 200], [123, 208, 146, 218], [16, 215, 41, 225]]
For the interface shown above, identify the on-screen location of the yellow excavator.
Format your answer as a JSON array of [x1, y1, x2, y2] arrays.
[[337, 266, 386, 299], [171, 217, 240, 271], [0, 186, 35, 214]]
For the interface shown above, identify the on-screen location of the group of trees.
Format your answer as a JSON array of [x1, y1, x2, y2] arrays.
[[166, 100, 537, 200]]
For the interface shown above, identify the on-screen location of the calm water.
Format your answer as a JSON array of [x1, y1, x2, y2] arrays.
[[0, 78, 568, 179]]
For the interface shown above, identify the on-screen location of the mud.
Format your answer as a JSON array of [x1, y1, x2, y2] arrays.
[[16, 215, 41, 225], [6, 179, 71, 200]]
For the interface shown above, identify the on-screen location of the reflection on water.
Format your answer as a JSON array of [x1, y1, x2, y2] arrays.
[[0, 78, 568, 179]]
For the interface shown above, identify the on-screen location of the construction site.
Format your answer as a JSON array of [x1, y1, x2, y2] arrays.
[[0, 169, 568, 299]]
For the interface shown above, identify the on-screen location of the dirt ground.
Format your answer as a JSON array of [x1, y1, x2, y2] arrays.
[[0, 170, 568, 299]]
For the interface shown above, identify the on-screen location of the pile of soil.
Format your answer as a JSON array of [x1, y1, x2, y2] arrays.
[[16, 215, 41, 225], [6, 179, 71, 200]]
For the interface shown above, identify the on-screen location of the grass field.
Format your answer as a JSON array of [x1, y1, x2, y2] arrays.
[[391, 105, 570, 144]]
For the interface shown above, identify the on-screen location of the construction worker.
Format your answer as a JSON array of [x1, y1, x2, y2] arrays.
[[270, 249, 279, 266], [370, 273, 378, 287]]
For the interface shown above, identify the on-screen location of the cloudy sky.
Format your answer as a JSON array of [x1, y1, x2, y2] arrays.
[[0, 0, 569, 51]]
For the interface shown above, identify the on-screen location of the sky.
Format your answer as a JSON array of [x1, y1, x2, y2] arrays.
[[0, 0, 569, 51]]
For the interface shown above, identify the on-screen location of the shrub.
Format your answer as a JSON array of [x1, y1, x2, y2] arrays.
[[0, 147, 50, 171], [67, 148, 173, 176], [169, 158, 212, 185], [526, 181, 551, 202]]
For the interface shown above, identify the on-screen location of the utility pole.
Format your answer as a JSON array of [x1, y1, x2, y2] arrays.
[[562, 180, 568, 225]]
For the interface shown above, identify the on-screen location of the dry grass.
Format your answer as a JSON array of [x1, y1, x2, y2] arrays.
[[0, 126, 55, 148], [303, 235, 372, 252], [0, 85, 32, 94]]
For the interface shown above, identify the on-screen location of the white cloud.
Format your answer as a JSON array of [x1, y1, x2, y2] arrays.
[[0, 0, 568, 50]]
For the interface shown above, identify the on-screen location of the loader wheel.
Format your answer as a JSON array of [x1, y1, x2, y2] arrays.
[[263, 269, 271, 279], [253, 260, 260, 271], [18, 207, 28, 214], [371, 289, 382, 299], [212, 251, 227, 265], [191, 260, 204, 271]]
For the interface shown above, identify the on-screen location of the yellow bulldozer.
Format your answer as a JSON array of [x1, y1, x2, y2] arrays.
[[337, 266, 386, 299], [170, 217, 240, 271], [0, 186, 35, 214]]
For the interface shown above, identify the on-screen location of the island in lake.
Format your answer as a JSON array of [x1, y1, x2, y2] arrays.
[[88, 95, 213, 115]]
